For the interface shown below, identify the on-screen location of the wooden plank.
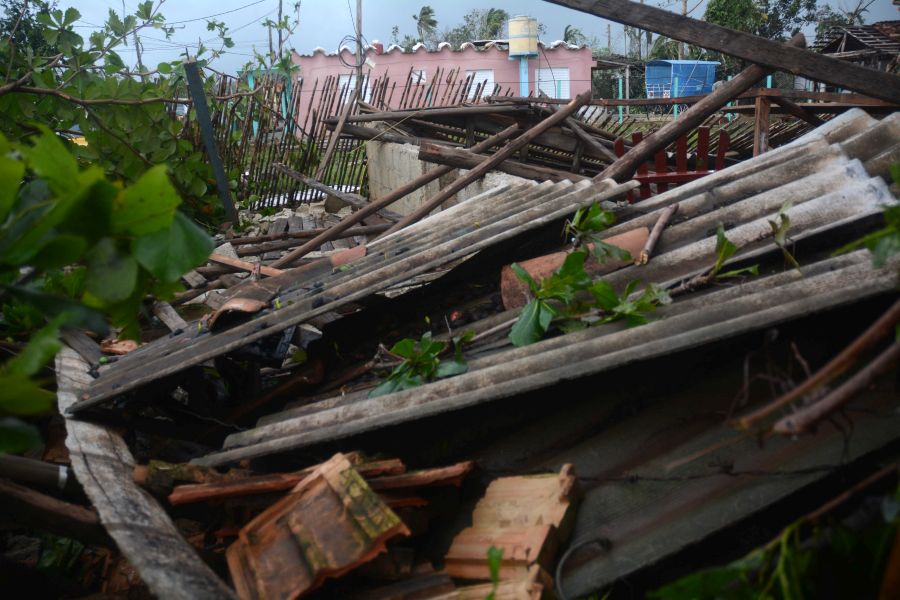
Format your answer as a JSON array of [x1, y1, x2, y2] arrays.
[[315, 90, 357, 181], [771, 95, 826, 126], [152, 301, 188, 332], [56, 347, 237, 599], [0, 477, 112, 547], [417, 143, 588, 183], [208, 253, 284, 278], [545, 0, 900, 103]]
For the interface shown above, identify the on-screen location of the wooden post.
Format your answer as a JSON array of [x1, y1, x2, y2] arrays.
[[595, 34, 805, 184], [544, 0, 900, 104], [315, 90, 357, 181], [753, 95, 771, 156]]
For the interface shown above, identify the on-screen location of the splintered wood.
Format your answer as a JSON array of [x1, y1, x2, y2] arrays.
[[226, 453, 410, 600], [444, 464, 579, 581]]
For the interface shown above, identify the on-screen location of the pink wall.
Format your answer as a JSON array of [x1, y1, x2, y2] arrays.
[[290, 43, 594, 126]]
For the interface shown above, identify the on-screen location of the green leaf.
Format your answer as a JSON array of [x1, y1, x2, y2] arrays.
[[111, 165, 181, 236], [0, 373, 55, 416], [713, 223, 738, 276], [28, 235, 88, 270], [0, 417, 41, 454], [0, 136, 25, 223], [592, 240, 632, 264], [84, 238, 138, 303], [0, 286, 107, 335], [589, 280, 619, 311], [510, 300, 552, 347], [157, 61, 173, 74], [132, 212, 213, 283], [435, 359, 467, 379], [2, 315, 65, 378], [487, 545, 503, 584], [510, 262, 539, 296], [24, 127, 80, 196], [717, 264, 760, 279], [63, 7, 81, 26], [390, 338, 416, 359]]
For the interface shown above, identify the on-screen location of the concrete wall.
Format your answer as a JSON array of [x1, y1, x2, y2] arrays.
[[291, 43, 594, 125], [365, 141, 529, 215]]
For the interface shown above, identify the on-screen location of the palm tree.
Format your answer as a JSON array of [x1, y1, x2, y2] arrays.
[[563, 25, 585, 45], [484, 8, 508, 39], [412, 6, 437, 42]]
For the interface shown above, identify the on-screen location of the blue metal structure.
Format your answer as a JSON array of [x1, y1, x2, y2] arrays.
[[645, 60, 720, 98]]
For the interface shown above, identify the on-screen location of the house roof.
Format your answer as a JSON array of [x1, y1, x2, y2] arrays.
[[813, 20, 900, 54], [294, 40, 587, 58]]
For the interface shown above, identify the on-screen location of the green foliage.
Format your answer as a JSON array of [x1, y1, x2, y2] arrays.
[[509, 250, 670, 347], [650, 485, 900, 600], [566, 203, 632, 264], [0, 128, 212, 452], [368, 330, 472, 398], [486, 545, 503, 600], [833, 164, 900, 269], [711, 224, 760, 279], [768, 202, 800, 270]]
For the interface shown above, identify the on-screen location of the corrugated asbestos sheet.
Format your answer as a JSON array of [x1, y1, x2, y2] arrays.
[[72, 178, 636, 412], [194, 109, 899, 468]]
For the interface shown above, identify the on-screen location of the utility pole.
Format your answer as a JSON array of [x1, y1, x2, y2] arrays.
[[277, 0, 284, 56], [678, 0, 687, 59], [355, 0, 363, 99], [607, 23, 611, 53]]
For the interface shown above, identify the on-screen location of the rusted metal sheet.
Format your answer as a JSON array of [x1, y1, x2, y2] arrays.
[[226, 453, 410, 600]]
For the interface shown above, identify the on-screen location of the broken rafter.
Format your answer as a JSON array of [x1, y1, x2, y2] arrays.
[[269, 124, 522, 268], [418, 143, 588, 183], [380, 90, 594, 237]]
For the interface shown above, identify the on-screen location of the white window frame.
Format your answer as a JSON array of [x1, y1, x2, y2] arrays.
[[410, 68, 427, 85], [465, 69, 495, 99], [536, 67, 570, 100], [337, 73, 371, 102]]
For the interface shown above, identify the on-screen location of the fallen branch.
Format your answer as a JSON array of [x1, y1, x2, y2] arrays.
[[772, 342, 900, 436], [735, 299, 900, 429], [636, 203, 678, 265]]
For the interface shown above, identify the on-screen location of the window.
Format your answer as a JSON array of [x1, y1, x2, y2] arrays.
[[465, 69, 495, 99], [410, 69, 427, 85], [536, 67, 570, 99], [337, 74, 371, 102]]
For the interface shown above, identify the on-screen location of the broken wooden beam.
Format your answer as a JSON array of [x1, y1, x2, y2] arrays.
[[418, 143, 587, 183], [753, 95, 772, 156], [381, 90, 594, 237], [207, 253, 284, 278], [332, 103, 531, 124], [545, 0, 900, 103], [228, 224, 388, 246], [0, 478, 112, 548], [269, 124, 522, 268], [272, 164, 404, 222], [596, 34, 805, 183], [770, 95, 826, 127]]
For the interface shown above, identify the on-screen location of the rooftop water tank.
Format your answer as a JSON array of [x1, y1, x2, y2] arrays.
[[508, 15, 538, 58]]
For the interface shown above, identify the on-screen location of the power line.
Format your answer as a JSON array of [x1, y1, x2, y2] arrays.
[[163, 0, 269, 25]]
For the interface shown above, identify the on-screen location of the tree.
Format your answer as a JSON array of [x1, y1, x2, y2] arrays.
[[412, 5, 437, 46], [706, 0, 818, 41], [815, 0, 876, 37], [0, 0, 58, 57], [439, 8, 509, 46], [563, 24, 586, 46]]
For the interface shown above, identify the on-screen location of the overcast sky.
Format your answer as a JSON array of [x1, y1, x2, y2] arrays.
[[71, 0, 900, 74]]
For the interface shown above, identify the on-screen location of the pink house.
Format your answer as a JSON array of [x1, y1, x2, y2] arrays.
[[290, 40, 594, 125]]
